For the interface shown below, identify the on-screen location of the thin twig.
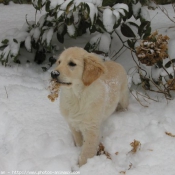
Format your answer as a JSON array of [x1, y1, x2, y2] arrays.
[[4, 86, 8, 99], [136, 91, 159, 102], [111, 45, 124, 60], [35, 9, 37, 26], [25, 14, 31, 26], [129, 89, 148, 107], [157, 4, 175, 24], [114, 48, 127, 61]]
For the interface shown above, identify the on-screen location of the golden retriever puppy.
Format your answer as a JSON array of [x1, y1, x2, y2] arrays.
[[51, 47, 129, 166]]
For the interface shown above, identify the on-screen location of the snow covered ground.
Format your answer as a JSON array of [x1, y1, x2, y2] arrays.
[[0, 2, 175, 175]]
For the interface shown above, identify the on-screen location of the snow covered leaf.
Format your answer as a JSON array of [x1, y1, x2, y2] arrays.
[[140, 7, 150, 22], [113, 3, 129, 12], [132, 1, 141, 19], [138, 21, 151, 38], [88, 32, 111, 53], [33, 27, 41, 42], [60, 0, 73, 10], [13, 39, 18, 44], [10, 40, 20, 57], [38, 14, 46, 28], [103, 8, 115, 33], [41, 30, 48, 43], [15, 31, 29, 43], [89, 33, 101, 45], [25, 36, 32, 52], [113, 10, 120, 22], [57, 24, 67, 43], [127, 39, 136, 50], [121, 22, 137, 38], [65, 15, 74, 25], [112, 3, 128, 19], [98, 33, 111, 53], [1, 45, 10, 61], [66, 0, 74, 13], [165, 59, 175, 68], [32, 0, 46, 10], [57, 10, 64, 19], [67, 24, 77, 38], [57, 33, 64, 44], [151, 65, 162, 83], [86, 2, 98, 24], [132, 72, 141, 85], [73, 10, 79, 25], [50, 0, 64, 9], [102, 0, 115, 6], [45, 0, 51, 12], [1, 39, 9, 45], [46, 28, 54, 46]]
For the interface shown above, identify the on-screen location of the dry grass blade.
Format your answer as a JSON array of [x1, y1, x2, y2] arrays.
[[130, 140, 141, 153], [97, 143, 111, 159], [165, 132, 175, 137]]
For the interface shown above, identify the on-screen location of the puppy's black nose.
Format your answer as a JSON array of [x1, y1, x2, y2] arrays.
[[51, 71, 60, 79]]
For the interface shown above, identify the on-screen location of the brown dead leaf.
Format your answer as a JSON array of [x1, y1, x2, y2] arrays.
[[120, 171, 126, 174], [97, 143, 111, 159], [115, 152, 119, 155], [165, 132, 175, 137], [48, 79, 60, 102], [130, 140, 141, 153]]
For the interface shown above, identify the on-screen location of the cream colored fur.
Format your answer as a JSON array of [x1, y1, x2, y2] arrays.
[[54, 47, 129, 166]]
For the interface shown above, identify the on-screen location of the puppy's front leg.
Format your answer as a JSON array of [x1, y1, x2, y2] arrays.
[[69, 125, 83, 147], [79, 127, 100, 166]]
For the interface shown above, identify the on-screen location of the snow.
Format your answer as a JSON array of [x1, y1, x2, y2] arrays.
[[1, 3, 175, 175]]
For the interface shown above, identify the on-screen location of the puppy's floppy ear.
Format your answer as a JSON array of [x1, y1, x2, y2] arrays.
[[82, 54, 105, 86]]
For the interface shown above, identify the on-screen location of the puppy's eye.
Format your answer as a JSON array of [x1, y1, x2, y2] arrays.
[[57, 60, 61, 64], [68, 61, 76, 67]]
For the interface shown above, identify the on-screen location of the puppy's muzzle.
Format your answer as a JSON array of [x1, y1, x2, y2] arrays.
[[51, 71, 60, 80]]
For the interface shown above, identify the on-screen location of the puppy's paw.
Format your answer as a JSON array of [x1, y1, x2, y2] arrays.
[[78, 155, 87, 167]]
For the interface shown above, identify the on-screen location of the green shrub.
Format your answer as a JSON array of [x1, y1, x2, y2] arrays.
[[0, 0, 152, 67]]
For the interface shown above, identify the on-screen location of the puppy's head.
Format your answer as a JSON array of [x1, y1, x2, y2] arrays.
[[51, 47, 105, 87]]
